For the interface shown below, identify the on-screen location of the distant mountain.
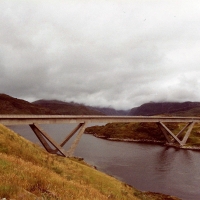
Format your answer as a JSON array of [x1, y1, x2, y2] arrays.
[[0, 94, 54, 114], [129, 102, 200, 116], [87, 106, 130, 116], [2, 93, 200, 116], [33, 100, 104, 115]]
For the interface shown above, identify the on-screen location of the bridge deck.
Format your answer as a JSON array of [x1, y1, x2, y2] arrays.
[[1, 115, 200, 125], [1, 115, 200, 156]]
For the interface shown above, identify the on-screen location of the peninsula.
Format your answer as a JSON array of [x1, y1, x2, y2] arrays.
[[85, 122, 200, 149]]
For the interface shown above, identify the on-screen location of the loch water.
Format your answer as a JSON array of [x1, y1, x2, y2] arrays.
[[8, 124, 200, 200]]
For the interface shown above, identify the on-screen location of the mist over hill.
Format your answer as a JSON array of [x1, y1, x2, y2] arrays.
[[129, 102, 200, 116], [1, 93, 200, 116], [0, 94, 103, 115], [87, 106, 130, 116], [33, 99, 104, 115]]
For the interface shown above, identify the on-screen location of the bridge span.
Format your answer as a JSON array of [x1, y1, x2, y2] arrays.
[[0, 115, 200, 157]]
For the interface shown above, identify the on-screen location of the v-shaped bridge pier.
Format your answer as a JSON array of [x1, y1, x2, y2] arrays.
[[29, 122, 87, 157], [157, 121, 196, 146]]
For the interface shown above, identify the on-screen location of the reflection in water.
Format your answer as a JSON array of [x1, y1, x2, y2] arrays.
[[156, 147, 177, 172], [7, 124, 200, 200]]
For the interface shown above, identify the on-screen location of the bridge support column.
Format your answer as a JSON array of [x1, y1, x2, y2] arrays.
[[158, 122, 182, 145], [60, 123, 85, 147], [180, 122, 195, 145], [29, 122, 87, 157], [30, 123, 66, 156], [157, 121, 195, 146], [157, 122, 172, 143], [67, 122, 87, 157]]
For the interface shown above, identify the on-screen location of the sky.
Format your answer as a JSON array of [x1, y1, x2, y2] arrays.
[[1, 0, 200, 109]]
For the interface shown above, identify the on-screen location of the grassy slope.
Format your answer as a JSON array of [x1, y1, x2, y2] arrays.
[[0, 124, 180, 200]]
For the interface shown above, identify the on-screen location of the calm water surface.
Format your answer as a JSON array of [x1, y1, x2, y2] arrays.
[[8, 124, 200, 200]]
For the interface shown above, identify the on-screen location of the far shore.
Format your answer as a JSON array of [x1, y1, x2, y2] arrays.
[[92, 133, 200, 151]]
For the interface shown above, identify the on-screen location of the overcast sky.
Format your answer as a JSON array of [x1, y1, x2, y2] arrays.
[[1, 0, 200, 109]]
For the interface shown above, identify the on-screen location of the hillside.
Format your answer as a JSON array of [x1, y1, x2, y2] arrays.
[[88, 106, 130, 116], [0, 124, 180, 199], [0, 94, 104, 115], [172, 107, 200, 117], [0, 94, 55, 114], [33, 100, 104, 115], [129, 102, 200, 116]]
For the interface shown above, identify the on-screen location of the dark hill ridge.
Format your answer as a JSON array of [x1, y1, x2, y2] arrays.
[[33, 99, 104, 115], [129, 102, 200, 116], [1, 93, 200, 116], [87, 106, 130, 116], [0, 94, 55, 114]]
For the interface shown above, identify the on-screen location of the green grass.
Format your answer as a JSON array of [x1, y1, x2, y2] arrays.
[[0, 124, 180, 200]]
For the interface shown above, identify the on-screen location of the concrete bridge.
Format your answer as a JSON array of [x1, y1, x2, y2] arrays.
[[1, 115, 200, 157]]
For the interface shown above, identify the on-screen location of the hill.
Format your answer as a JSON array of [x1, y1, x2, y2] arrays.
[[2, 93, 200, 116], [0, 94, 104, 115], [129, 102, 200, 116], [0, 124, 180, 199], [33, 100, 104, 115], [88, 106, 130, 116], [0, 94, 55, 114], [172, 107, 200, 117]]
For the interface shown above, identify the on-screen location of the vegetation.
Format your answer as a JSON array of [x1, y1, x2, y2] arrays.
[[173, 107, 200, 116], [85, 122, 200, 147], [85, 123, 174, 141], [0, 124, 180, 199]]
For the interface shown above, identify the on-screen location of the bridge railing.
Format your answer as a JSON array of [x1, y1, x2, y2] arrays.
[[1, 115, 200, 125]]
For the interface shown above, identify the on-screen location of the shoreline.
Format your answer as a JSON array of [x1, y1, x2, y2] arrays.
[[92, 134, 200, 151]]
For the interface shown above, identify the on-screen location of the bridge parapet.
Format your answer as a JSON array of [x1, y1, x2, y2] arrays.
[[1, 115, 200, 125]]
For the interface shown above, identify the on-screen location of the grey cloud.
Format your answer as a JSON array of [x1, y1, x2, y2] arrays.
[[1, 0, 200, 109]]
